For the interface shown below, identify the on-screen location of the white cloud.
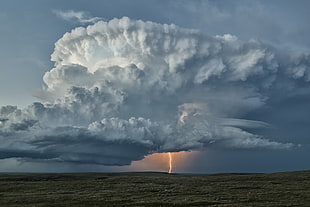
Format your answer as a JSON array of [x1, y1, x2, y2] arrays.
[[1, 17, 306, 167], [53, 10, 103, 24]]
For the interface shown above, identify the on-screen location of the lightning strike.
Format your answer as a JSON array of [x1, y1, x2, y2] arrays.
[[168, 152, 173, 173]]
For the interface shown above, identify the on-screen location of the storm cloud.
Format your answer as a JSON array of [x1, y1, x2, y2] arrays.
[[1, 17, 308, 165]]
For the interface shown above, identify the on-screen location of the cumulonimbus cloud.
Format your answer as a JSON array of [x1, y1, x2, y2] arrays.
[[1, 17, 308, 165]]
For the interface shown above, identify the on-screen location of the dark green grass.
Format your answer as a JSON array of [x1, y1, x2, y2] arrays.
[[0, 170, 309, 206]]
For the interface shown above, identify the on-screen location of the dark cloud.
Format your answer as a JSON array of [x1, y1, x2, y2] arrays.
[[10, 119, 37, 131]]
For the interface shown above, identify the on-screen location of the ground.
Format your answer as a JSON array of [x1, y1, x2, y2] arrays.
[[0, 170, 309, 206]]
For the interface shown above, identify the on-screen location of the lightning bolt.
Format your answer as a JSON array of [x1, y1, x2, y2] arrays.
[[168, 152, 172, 174]]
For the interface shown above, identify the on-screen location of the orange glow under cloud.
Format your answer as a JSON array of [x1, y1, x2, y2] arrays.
[[124, 150, 202, 173]]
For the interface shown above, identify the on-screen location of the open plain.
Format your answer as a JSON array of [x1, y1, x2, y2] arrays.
[[0, 170, 309, 206]]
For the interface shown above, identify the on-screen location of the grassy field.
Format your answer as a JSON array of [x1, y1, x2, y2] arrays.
[[0, 170, 309, 206]]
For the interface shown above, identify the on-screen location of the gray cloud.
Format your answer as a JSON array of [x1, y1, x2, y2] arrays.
[[1, 17, 307, 166]]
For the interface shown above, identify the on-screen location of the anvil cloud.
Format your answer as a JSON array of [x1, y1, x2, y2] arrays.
[[1, 17, 308, 165]]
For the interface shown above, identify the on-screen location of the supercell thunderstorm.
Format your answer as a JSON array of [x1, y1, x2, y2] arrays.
[[1, 17, 309, 166]]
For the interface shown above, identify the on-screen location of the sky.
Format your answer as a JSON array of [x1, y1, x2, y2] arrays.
[[0, 0, 310, 173]]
